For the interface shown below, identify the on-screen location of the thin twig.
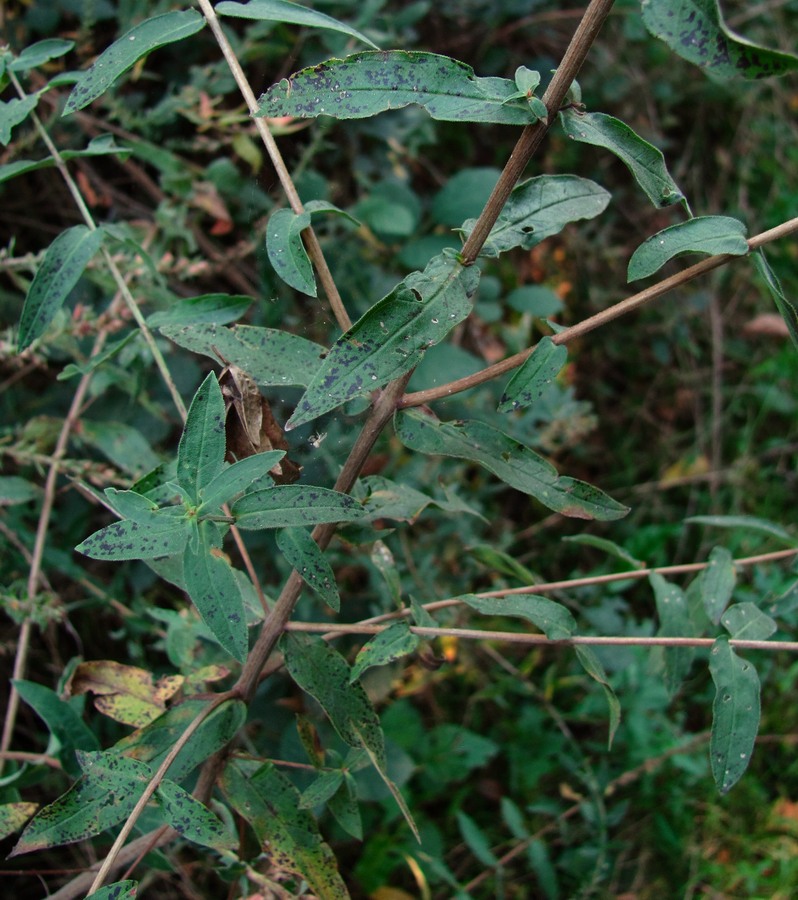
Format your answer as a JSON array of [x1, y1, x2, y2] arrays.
[[195, 0, 353, 332], [400, 216, 798, 408]]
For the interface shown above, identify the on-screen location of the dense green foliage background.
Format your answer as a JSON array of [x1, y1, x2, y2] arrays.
[[2, 1, 798, 897]]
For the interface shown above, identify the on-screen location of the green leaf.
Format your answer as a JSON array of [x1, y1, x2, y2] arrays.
[[146, 293, 253, 328], [281, 633, 386, 766], [233, 484, 364, 529], [752, 250, 798, 350], [499, 337, 567, 412], [18, 225, 105, 351], [350, 620, 420, 682], [266, 201, 360, 296], [0, 475, 40, 505], [76, 516, 190, 561], [199, 451, 286, 510], [177, 373, 227, 503], [0, 94, 40, 145], [183, 521, 248, 662], [370, 540, 401, 605], [0, 804, 39, 842], [431, 167, 501, 227], [701, 546, 737, 624], [628, 216, 748, 281], [563, 534, 644, 569], [103, 488, 160, 522], [8, 38, 75, 73], [686, 514, 796, 545], [258, 50, 541, 125], [85, 881, 138, 900], [0, 135, 130, 184], [58, 331, 140, 381], [9, 750, 151, 856], [217, 0, 379, 49], [299, 770, 344, 809], [457, 810, 499, 867], [156, 780, 236, 851], [160, 323, 324, 387], [63, 10, 206, 115], [276, 527, 341, 611], [709, 637, 760, 793], [641, 0, 798, 80], [13, 680, 100, 776], [559, 108, 684, 207], [395, 409, 629, 521], [458, 592, 576, 640], [460, 175, 610, 258], [287, 253, 480, 429], [575, 646, 622, 749], [327, 773, 362, 840], [649, 573, 694, 696], [115, 698, 246, 784], [220, 759, 349, 898], [721, 602, 777, 641], [358, 475, 439, 523]]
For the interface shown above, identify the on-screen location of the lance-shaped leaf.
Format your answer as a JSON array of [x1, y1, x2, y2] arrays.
[[8, 38, 75, 73], [258, 50, 542, 125], [458, 593, 576, 641], [115, 698, 246, 784], [217, 0, 379, 49], [564, 535, 644, 569], [220, 759, 348, 898], [287, 252, 480, 429], [76, 515, 190, 561], [721, 602, 777, 641], [156, 780, 236, 852], [395, 408, 629, 521], [709, 637, 760, 793], [0, 134, 130, 185], [267, 201, 360, 296], [650, 573, 693, 696], [575, 646, 621, 749], [199, 451, 286, 511], [13, 680, 100, 776], [282, 633, 386, 766], [628, 216, 748, 281], [277, 527, 340, 611], [753, 251, 798, 350], [0, 804, 38, 842], [560, 108, 684, 208], [233, 484, 364, 529], [146, 293, 253, 328], [328, 772, 363, 840], [64, 10, 206, 114], [183, 521, 248, 662], [701, 546, 736, 624], [642, 0, 798, 80], [160, 323, 324, 387], [350, 620, 420, 683], [177, 373, 227, 503], [460, 175, 610, 258], [9, 751, 151, 856], [85, 881, 137, 900], [18, 225, 105, 351], [499, 336, 567, 412], [687, 514, 797, 545]]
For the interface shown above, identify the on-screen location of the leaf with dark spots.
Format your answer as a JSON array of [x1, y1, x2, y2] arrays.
[[276, 527, 341, 611], [18, 225, 105, 351], [10, 751, 151, 856], [156, 780, 236, 851], [499, 337, 567, 412], [286, 252, 479, 429], [349, 620, 420, 682], [257, 51, 542, 125], [159, 322, 324, 387], [177, 374, 227, 503], [642, 0, 798, 79], [83, 880, 138, 899], [76, 516, 190, 561], [395, 409, 629, 521], [233, 484, 364, 529]]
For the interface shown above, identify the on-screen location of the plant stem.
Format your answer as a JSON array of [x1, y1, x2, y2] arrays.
[[196, 0, 353, 332], [459, 0, 616, 264], [400, 216, 798, 408]]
